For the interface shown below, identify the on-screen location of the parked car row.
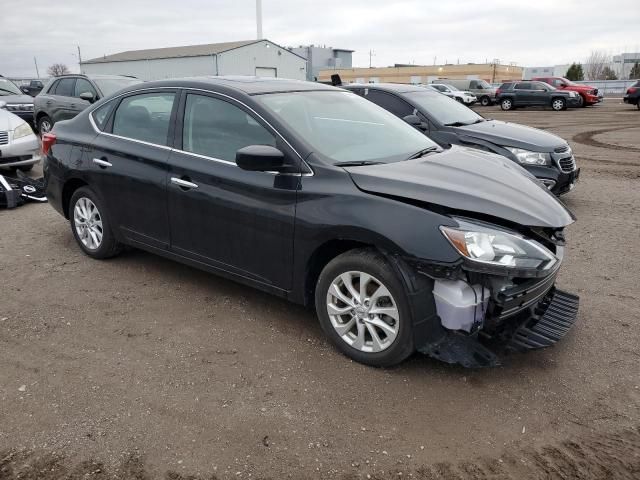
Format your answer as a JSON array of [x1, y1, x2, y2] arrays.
[[42, 76, 580, 368]]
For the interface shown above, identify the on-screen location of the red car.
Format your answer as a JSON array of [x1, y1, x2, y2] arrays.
[[532, 77, 602, 106]]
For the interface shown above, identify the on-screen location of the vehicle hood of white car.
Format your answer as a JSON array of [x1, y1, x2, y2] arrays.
[[0, 109, 28, 131]]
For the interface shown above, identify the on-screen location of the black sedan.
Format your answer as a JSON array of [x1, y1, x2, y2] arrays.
[[496, 81, 581, 111], [342, 83, 580, 195], [43, 77, 579, 368]]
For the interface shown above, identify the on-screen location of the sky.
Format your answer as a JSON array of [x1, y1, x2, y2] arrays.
[[1, 0, 639, 78]]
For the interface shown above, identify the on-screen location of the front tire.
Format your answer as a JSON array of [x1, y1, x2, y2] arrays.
[[480, 96, 491, 106], [500, 98, 513, 110], [37, 115, 53, 135], [69, 186, 122, 259], [314, 249, 414, 367], [552, 98, 567, 111]]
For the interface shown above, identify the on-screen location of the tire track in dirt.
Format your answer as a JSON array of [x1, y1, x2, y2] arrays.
[[2, 426, 639, 479], [572, 126, 640, 153]]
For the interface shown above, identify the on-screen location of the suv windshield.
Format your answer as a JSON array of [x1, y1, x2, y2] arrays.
[[92, 78, 142, 97], [257, 91, 438, 165], [405, 91, 484, 126], [0, 79, 22, 96]]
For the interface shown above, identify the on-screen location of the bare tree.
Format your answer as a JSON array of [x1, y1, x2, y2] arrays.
[[47, 63, 70, 77], [584, 50, 611, 80]]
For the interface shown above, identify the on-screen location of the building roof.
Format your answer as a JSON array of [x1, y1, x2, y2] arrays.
[[82, 39, 306, 65], [342, 83, 428, 94]]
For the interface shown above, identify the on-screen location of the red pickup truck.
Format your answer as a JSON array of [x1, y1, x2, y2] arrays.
[[531, 77, 602, 106]]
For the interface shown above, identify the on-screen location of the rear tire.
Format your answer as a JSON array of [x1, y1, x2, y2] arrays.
[[500, 98, 513, 110], [69, 186, 122, 259], [314, 249, 414, 367], [480, 96, 491, 106]]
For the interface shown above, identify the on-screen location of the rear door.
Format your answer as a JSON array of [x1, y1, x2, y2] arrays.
[[89, 89, 178, 249], [513, 82, 534, 105], [166, 91, 300, 290]]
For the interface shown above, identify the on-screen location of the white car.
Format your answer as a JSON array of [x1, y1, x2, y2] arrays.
[[429, 84, 477, 105], [0, 107, 41, 172]]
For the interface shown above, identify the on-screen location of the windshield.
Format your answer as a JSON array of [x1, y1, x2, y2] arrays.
[[93, 78, 142, 97], [0, 79, 22, 96], [256, 91, 438, 164], [442, 84, 459, 91], [405, 91, 483, 126]]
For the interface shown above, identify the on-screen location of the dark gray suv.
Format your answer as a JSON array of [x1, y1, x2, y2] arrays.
[[34, 74, 141, 134]]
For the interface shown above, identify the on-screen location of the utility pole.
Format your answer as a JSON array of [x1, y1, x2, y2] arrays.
[[256, 0, 263, 39], [369, 49, 375, 68], [77, 45, 83, 73], [33, 57, 40, 78]]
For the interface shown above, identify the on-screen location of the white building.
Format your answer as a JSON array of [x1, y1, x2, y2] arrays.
[[289, 45, 354, 81], [522, 65, 570, 79], [81, 40, 308, 81], [613, 53, 640, 79]]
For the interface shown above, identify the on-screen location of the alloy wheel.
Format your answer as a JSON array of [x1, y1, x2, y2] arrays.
[[326, 271, 399, 353], [73, 197, 103, 250], [39, 119, 51, 134], [552, 99, 565, 111], [501, 99, 512, 110]]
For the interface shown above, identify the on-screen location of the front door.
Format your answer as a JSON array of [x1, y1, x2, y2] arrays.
[[89, 90, 178, 249], [166, 92, 299, 290]]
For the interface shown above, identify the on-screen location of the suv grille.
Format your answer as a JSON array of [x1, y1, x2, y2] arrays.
[[558, 156, 576, 173], [0, 131, 8, 145]]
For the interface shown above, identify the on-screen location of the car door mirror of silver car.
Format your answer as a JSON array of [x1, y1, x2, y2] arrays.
[[79, 92, 96, 103], [236, 145, 286, 172]]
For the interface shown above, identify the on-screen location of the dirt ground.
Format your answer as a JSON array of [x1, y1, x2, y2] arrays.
[[1, 100, 639, 480]]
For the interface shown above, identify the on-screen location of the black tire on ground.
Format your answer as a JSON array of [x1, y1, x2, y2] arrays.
[[69, 186, 123, 259], [480, 96, 491, 106], [500, 98, 513, 111], [18, 165, 34, 172], [551, 97, 567, 111], [37, 115, 53, 135], [314, 248, 414, 367], [578, 95, 586, 107]]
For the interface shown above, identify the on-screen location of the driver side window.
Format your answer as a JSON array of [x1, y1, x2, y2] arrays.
[[182, 94, 276, 162]]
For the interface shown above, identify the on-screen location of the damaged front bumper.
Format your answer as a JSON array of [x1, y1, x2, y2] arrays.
[[413, 261, 579, 368]]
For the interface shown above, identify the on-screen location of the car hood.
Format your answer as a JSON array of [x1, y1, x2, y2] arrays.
[[0, 94, 35, 105], [345, 146, 574, 228], [456, 120, 566, 152], [0, 109, 27, 130]]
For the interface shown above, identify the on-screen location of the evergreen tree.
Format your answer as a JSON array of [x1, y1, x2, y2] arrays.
[[565, 63, 584, 81], [601, 66, 618, 80]]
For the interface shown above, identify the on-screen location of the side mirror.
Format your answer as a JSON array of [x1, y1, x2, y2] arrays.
[[79, 91, 96, 103], [403, 114, 427, 130], [20, 86, 30, 94], [236, 145, 285, 172]]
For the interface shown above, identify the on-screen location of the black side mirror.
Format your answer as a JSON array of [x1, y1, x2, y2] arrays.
[[236, 145, 285, 172], [403, 114, 427, 130], [79, 92, 96, 103], [20, 86, 30, 94]]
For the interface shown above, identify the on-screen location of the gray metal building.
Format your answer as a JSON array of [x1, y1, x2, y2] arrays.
[[81, 40, 308, 81], [289, 45, 354, 81]]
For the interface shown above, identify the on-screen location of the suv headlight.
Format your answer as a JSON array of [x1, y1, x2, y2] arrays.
[[504, 147, 551, 165], [441, 219, 558, 276], [13, 122, 34, 140], [569, 91, 577, 98]]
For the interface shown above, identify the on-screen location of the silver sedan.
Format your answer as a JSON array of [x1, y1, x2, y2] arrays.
[[0, 108, 41, 171]]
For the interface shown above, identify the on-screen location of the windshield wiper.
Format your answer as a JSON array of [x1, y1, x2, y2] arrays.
[[406, 146, 439, 160], [334, 160, 384, 167]]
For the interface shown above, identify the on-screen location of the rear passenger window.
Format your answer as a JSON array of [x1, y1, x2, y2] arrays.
[[182, 94, 276, 161], [515, 82, 532, 90], [92, 101, 115, 131], [54, 78, 75, 97], [112, 93, 175, 146]]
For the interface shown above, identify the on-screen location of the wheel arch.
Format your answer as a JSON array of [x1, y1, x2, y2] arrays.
[[61, 178, 89, 219]]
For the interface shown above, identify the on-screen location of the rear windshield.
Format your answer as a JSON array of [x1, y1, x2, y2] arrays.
[[92, 78, 142, 97]]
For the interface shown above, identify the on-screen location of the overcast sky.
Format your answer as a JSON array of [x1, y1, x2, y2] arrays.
[[1, 0, 638, 77]]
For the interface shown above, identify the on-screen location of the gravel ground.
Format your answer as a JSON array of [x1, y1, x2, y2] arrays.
[[1, 99, 639, 479]]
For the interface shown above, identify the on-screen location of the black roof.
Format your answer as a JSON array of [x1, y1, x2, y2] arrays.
[[342, 83, 433, 94], [136, 76, 339, 95]]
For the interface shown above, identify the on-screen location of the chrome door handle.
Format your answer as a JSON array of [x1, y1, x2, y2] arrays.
[[93, 158, 112, 168], [171, 177, 198, 189]]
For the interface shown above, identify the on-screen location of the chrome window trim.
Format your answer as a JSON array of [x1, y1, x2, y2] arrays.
[[86, 86, 314, 177]]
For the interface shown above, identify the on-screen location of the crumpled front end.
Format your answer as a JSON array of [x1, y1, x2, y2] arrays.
[[408, 223, 579, 368]]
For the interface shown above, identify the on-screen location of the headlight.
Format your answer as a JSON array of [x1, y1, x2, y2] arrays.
[[504, 147, 551, 165], [13, 122, 34, 140], [441, 219, 558, 275], [569, 92, 577, 97]]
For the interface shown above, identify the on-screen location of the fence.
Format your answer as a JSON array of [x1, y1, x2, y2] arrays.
[[574, 79, 637, 97]]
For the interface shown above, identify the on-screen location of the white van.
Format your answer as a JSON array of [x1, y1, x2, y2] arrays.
[[431, 79, 497, 106]]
